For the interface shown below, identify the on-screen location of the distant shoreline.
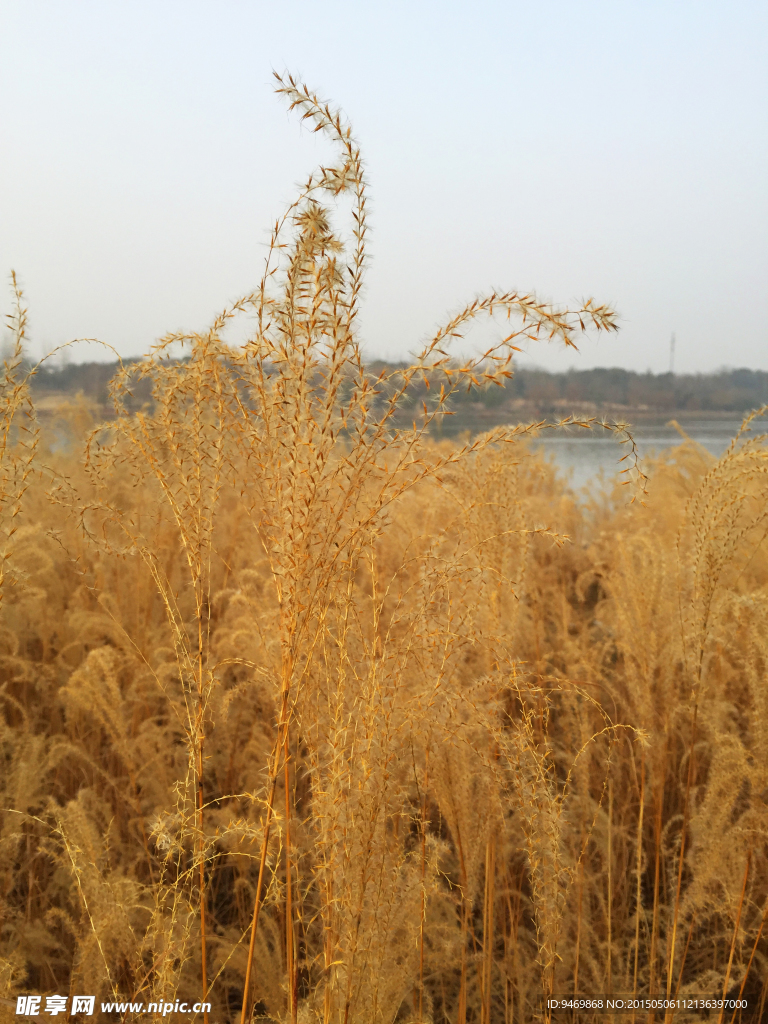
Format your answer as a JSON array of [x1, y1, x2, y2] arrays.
[[26, 360, 768, 429]]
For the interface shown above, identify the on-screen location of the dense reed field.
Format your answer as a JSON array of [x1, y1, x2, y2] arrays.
[[2, 78, 768, 1024]]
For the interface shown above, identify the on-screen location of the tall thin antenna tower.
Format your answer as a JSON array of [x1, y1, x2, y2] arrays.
[[669, 332, 676, 375]]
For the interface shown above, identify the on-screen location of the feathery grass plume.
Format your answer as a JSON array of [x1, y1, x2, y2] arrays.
[[75, 335, 248, 1020], [665, 409, 768, 1007], [0, 275, 40, 609], [230, 76, 636, 1024]]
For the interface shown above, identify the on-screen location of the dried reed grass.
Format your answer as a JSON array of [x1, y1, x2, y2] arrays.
[[0, 77, 766, 1024]]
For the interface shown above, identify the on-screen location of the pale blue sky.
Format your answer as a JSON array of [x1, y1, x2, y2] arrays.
[[2, 0, 766, 373]]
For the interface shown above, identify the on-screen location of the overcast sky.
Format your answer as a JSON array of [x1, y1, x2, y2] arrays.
[[2, 0, 766, 373]]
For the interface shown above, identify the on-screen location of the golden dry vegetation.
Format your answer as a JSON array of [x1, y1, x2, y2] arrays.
[[1, 77, 768, 1024]]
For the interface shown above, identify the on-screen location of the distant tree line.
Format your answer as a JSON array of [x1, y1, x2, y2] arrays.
[[505, 365, 768, 411], [29, 358, 149, 408], [369, 362, 768, 414], [29, 359, 768, 416]]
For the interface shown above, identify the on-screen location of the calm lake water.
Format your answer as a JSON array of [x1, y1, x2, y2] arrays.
[[530, 416, 766, 491]]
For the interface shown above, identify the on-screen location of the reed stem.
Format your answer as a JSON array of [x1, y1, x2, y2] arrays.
[[728, 897, 768, 1024], [285, 737, 296, 1024], [419, 751, 429, 1023], [632, 751, 645, 1018], [482, 835, 496, 1024], [717, 851, 751, 1024], [240, 673, 293, 1024], [667, 705, 699, 1000]]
